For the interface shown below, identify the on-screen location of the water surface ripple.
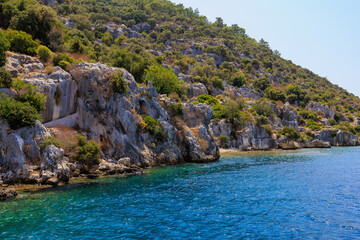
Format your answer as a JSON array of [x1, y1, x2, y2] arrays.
[[1, 147, 360, 239]]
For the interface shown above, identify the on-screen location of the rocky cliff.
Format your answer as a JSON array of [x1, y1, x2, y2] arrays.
[[0, 52, 359, 191], [0, 53, 219, 186]]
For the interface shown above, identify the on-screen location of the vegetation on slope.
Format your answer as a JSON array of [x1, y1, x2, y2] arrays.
[[0, 0, 359, 132]]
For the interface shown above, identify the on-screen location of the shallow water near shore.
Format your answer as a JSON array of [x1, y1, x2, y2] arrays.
[[1, 147, 360, 239]]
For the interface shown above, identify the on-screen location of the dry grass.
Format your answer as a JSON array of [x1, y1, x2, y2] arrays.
[[69, 53, 92, 62], [43, 65, 56, 75], [50, 126, 79, 158], [190, 127, 209, 151]]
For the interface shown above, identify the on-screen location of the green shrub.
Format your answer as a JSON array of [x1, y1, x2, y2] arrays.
[[140, 115, 167, 141], [40, 135, 61, 150], [58, 60, 71, 70], [16, 81, 46, 112], [76, 135, 101, 166], [231, 72, 246, 87], [37, 45, 52, 61], [169, 103, 183, 116], [306, 119, 323, 131], [111, 48, 150, 82], [0, 31, 10, 67], [4, 29, 37, 56], [53, 53, 75, 67], [355, 125, 360, 133], [218, 135, 229, 148], [251, 101, 276, 119], [305, 131, 312, 136], [255, 115, 268, 126], [213, 99, 248, 127], [334, 112, 342, 122], [264, 125, 273, 136], [299, 110, 317, 120], [0, 67, 12, 88], [198, 94, 219, 105], [110, 72, 127, 94], [0, 93, 41, 129], [278, 127, 300, 140], [101, 32, 113, 46], [328, 118, 337, 126], [211, 76, 224, 90], [253, 77, 270, 91], [266, 88, 286, 102], [331, 130, 337, 137], [70, 39, 85, 53], [285, 84, 309, 105], [145, 64, 186, 97]]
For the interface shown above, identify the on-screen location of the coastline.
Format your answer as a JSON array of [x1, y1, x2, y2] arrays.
[[1, 145, 359, 201]]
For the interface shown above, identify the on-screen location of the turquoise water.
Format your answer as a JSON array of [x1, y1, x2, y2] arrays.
[[1, 147, 360, 239]]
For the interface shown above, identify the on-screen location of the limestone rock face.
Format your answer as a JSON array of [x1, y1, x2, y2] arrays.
[[313, 130, 359, 146], [68, 62, 219, 165], [306, 102, 335, 119], [5, 53, 78, 123], [281, 103, 299, 130], [186, 83, 208, 98], [226, 86, 263, 100], [278, 137, 301, 150], [182, 103, 219, 162], [0, 121, 50, 183], [211, 121, 278, 150]]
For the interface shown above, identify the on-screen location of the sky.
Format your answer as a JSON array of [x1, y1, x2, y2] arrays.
[[171, 0, 360, 97]]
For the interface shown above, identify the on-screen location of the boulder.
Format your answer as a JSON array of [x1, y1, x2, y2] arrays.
[[187, 83, 208, 98], [306, 102, 335, 119], [0, 188, 17, 201]]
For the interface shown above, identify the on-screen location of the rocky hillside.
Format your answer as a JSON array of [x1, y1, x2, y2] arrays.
[[0, 0, 359, 194]]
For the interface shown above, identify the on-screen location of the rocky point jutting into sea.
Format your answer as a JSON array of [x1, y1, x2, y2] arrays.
[[0, 52, 359, 200]]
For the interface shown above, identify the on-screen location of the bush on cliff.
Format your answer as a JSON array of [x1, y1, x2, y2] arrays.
[[198, 94, 219, 105], [251, 101, 275, 119], [37, 45, 52, 62], [76, 135, 101, 166], [286, 84, 310, 106], [0, 67, 12, 88], [218, 135, 229, 148], [0, 31, 9, 67], [278, 127, 300, 140], [111, 48, 150, 82], [13, 78, 46, 112], [0, 93, 41, 129], [266, 88, 286, 103], [213, 99, 248, 127], [2, 0, 58, 45], [299, 110, 317, 121], [139, 114, 167, 142], [253, 77, 270, 92], [39, 135, 61, 150], [110, 72, 128, 94], [168, 103, 183, 116], [145, 64, 186, 97], [4, 29, 38, 56], [305, 119, 323, 131]]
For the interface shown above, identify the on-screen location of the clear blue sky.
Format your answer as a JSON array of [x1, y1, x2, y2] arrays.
[[171, 0, 360, 97]]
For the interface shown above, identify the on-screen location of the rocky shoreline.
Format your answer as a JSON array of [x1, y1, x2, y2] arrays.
[[1, 52, 359, 201], [2, 144, 359, 202]]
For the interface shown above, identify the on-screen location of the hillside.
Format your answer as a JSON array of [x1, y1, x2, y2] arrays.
[[0, 0, 359, 195]]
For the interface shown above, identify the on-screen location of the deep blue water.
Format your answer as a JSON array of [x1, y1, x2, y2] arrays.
[[1, 147, 360, 239]]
